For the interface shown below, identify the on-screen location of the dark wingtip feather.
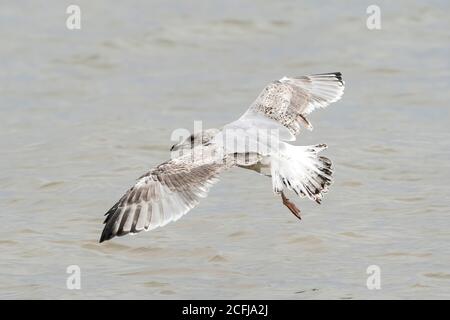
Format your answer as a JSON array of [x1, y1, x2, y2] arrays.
[[333, 72, 344, 85], [99, 227, 113, 243], [99, 232, 107, 243], [309, 72, 344, 85], [100, 203, 120, 243]]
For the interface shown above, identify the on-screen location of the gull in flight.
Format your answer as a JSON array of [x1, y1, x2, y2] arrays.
[[100, 72, 345, 242]]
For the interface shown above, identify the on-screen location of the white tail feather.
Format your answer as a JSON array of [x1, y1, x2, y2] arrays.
[[270, 143, 333, 204]]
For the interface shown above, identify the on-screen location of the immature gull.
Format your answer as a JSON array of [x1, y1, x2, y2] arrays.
[[100, 72, 345, 242]]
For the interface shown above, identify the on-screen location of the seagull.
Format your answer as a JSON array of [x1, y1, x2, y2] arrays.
[[100, 72, 344, 243]]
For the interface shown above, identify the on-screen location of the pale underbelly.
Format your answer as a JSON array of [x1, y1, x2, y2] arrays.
[[238, 157, 272, 177]]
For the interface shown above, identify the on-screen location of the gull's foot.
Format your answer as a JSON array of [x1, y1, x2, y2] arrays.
[[281, 191, 302, 220]]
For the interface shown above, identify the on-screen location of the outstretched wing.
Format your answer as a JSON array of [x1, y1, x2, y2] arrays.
[[240, 72, 344, 139], [100, 148, 230, 242]]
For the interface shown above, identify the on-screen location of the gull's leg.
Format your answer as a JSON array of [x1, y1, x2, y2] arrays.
[[281, 191, 302, 220]]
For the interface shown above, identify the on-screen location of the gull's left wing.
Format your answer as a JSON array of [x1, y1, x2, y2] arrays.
[[100, 147, 231, 242]]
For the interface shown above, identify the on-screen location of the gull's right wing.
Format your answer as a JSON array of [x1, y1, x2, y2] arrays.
[[239, 72, 345, 140]]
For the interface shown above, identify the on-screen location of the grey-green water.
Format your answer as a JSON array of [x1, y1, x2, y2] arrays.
[[1, 1, 449, 299]]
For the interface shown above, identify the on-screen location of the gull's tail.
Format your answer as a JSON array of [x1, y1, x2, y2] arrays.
[[270, 143, 333, 204]]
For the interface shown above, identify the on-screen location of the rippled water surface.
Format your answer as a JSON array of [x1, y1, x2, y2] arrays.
[[1, 1, 449, 299]]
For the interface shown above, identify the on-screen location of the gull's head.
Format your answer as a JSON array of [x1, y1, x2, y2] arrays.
[[171, 128, 220, 152]]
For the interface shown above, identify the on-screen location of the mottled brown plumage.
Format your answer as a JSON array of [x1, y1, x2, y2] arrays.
[[242, 72, 344, 136]]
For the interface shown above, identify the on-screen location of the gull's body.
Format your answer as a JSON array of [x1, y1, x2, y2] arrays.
[[100, 72, 344, 242]]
